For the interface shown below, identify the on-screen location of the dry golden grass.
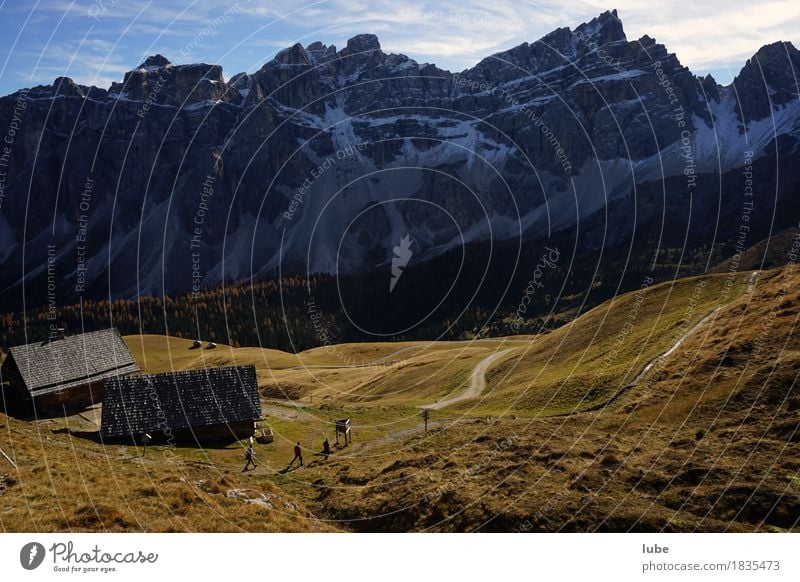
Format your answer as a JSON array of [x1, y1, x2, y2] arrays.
[[619, 265, 800, 428], [477, 272, 750, 415], [291, 411, 799, 531], [283, 267, 799, 532], [0, 412, 334, 532], [711, 227, 799, 273], [125, 334, 302, 374], [125, 334, 514, 409], [3, 267, 797, 532]]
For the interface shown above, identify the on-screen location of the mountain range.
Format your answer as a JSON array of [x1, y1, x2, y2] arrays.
[[0, 9, 799, 313]]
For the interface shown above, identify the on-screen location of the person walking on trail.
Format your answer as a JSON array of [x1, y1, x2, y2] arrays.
[[289, 442, 304, 468], [242, 443, 256, 472], [141, 433, 152, 457], [322, 438, 331, 460]]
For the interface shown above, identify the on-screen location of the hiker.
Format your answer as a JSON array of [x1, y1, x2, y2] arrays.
[[288, 442, 303, 467], [242, 443, 256, 472], [141, 433, 152, 457], [322, 438, 331, 459]]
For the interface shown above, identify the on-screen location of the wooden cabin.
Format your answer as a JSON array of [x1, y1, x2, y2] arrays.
[[0, 328, 140, 417], [100, 365, 261, 444]]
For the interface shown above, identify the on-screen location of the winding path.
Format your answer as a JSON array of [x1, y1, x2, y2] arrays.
[[628, 307, 720, 387], [262, 349, 515, 459], [421, 348, 514, 410], [556, 306, 723, 417], [267, 307, 727, 460]]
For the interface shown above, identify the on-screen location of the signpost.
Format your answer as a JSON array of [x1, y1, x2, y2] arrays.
[[335, 418, 352, 446]]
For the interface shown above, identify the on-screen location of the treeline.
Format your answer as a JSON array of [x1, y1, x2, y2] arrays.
[[1, 276, 328, 351], [0, 231, 726, 352], [0, 249, 568, 351]]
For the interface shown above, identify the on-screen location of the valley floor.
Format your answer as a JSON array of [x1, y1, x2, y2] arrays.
[[1, 268, 798, 532]]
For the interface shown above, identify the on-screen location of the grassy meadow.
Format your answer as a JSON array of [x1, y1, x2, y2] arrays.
[[1, 266, 798, 531]]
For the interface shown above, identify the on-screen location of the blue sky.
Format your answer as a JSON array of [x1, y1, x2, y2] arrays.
[[1, 0, 798, 95]]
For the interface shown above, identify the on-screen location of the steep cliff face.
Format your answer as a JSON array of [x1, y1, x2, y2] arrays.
[[110, 55, 233, 107], [0, 11, 798, 309], [733, 41, 800, 124]]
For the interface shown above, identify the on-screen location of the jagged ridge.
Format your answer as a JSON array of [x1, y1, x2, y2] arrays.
[[0, 10, 798, 310]]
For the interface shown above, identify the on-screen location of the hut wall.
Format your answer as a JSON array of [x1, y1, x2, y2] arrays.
[[174, 421, 256, 443], [113, 421, 256, 446], [0, 356, 32, 414], [34, 381, 104, 416]]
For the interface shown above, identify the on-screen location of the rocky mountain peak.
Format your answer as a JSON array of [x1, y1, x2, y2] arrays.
[[2, 13, 800, 308], [138, 54, 172, 69], [699, 73, 720, 101], [110, 55, 227, 107], [306, 41, 337, 63], [342, 34, 381, 55], [574, 9, 626, 45], [736, 41, 799, 82], [733, 41, 800, 122], [52, 76, 85, 98], [465, 10, 634, 86], [754, 40, 798, 60], [273, 43, 311, 66]]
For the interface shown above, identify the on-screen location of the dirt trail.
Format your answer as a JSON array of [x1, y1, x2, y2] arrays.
[[746, 271, 758, 293], [259, 310, 723, 463], [421, 348, 514, 410], [325, 349, 515, 456], [283, 339, 529, 371], [250, 307, 728, 467], [553, 307, 722, 418], [351, 309, 721, 449], [628, 307, 720, 387]]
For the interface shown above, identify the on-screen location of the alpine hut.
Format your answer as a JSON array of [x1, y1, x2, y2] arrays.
[[100, 365, 261, 444], [0, 328, 140, 417]]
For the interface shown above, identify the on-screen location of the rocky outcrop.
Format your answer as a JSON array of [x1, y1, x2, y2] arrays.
[[0, 11, 798, 309], [733, 41, 800, 123], [109, 55, 233, 107]]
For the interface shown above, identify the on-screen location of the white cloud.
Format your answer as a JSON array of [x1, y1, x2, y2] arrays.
[[241, 0, 799, 82], [4, 0, 796, 92], [20, 39, 131, 88]]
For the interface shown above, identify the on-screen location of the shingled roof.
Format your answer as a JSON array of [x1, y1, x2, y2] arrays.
[[7, 328, 140, 396], [100, 365, 261, 438]]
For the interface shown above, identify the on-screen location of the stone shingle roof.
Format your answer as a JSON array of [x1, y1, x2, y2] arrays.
[[8, 328, 139, 396], [100, 365, 261, 438]]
